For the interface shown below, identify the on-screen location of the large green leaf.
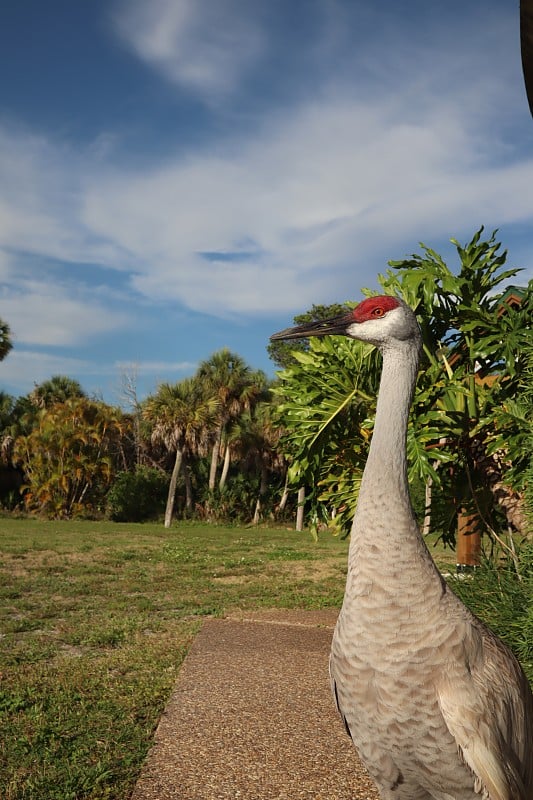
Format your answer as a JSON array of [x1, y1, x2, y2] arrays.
[[274, 228, 532, 540]]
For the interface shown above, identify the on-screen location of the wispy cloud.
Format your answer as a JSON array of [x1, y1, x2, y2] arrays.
[[0, 350, 91, 392], [82, 93, 533, 313], [2, 72, 532, 331], [114, 359, 197, 375], [0, 1, 531, 402], [0, 352, 198, 400], [0, 123, 129, 268], [112, 0, 266, 101], [0, 272, 130, 347]]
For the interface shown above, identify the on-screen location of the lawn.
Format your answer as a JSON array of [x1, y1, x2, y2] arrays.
[[0, 518, 461, 799], [0, 518, 359, 800]]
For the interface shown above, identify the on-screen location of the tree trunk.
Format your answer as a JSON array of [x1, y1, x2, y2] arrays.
[[164, 448, 183, 528], [296, 486, 305, 531], [208, 426, 223, 491], [183, 458, 193, 514], [456, 510, 481, 571], [422, 476, 433, 536], [219, 443, 231, 490], [278, 471, 289, 513], [423, 448, 445, 536], [252, 465, 269, 525]]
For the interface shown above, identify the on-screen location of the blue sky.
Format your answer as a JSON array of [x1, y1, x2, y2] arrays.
[[0, 0, 532, 404]]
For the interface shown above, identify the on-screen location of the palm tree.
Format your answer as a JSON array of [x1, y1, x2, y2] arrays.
[[196, 349, 267, 492], [0, 318, 12, 362], [0, 392, 21, 508], [143, 378, 219, 528], [0, 391, 14, 462], [230, 400, 283, 524], [30, 375, 86, 408]]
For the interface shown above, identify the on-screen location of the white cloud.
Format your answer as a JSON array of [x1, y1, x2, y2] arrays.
[[2, 100, 529, 330], [0, 125, 129, 269], [0, 351, 199, 400], [112, 0, 265, 100], [0, 276, 130, 347], [0, 350, 91, 393], [82, 93, 533, 313], [0, 2, 530, 343], [114, 359, 197, 375], [1, 74, 532, 328]]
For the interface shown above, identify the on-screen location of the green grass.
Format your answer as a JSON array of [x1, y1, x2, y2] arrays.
[[0, 518, 482, 799], [0, 519, 351, 800]]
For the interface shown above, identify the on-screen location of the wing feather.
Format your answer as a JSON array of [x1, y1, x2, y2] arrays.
[[437, 623, 533, 800]]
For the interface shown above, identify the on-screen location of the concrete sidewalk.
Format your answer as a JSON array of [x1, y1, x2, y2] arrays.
[[131, 609, 379, 800]]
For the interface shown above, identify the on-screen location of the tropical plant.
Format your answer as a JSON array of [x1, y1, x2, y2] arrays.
[[106, 466, 169, 522], [0, 394, 37, 474], [273, 332, 381, 534], [273, 228, 531, 544], [382, 229, 532, 545], [196, 349, 267, 492], [0, 391, 24, 508], [143, 378, 219, 527], [14, 398, 128, 517], [0, 391, 15, 460], [227, 398, 284, 524], [0, 317, 12, 362], [30, 375, 86, 408]]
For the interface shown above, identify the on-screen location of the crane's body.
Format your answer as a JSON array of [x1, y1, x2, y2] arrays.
[[271, 296, 533, 800]]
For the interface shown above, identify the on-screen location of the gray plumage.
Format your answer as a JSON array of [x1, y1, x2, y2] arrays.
[[271, 295, 533, 800]]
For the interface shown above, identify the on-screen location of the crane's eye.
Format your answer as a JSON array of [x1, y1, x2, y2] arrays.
[[372, 307, 385, 317]]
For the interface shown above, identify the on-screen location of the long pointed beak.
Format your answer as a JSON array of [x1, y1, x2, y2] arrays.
[[270, 311, 354, 341]]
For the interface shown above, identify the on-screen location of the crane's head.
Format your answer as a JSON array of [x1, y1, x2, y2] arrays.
[[270, 295, 420, 349]]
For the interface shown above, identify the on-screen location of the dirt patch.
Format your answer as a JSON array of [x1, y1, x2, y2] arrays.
[[211, 556, 345, 586], [211, 573, 256, 585], [276, 556, 346, 582], [0, 549, 101, 577]]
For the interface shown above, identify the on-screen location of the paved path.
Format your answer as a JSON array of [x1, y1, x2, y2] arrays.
[[132, 609, 379, 800]]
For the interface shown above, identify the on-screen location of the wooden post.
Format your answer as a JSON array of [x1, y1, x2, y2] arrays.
[[296, 486, 305, 531], [456, 510, 481, 572]]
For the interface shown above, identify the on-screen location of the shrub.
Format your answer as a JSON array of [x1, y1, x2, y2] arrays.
[[106, 467, 169, 522]]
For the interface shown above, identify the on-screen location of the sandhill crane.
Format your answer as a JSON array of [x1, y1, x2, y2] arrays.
[[271, 295, 533, 800]]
